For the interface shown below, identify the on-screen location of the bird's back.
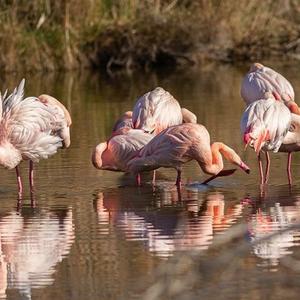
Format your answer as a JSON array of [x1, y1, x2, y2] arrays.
[[128, 123, 210, 172], [241, 64, 295, 105], [0, 80, 67, 165], [95, 129, 153, 172], [132, 87, 182, 134]]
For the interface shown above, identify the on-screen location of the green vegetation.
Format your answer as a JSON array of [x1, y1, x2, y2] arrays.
[[1, 0, 300, 72]]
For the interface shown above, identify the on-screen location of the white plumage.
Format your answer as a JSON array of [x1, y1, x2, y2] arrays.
[[132, 87, 182, 134], [92, 129, 153, 172], [0, 79, 71, 193], [241, 96, 291, 152], [241, 63, 295, 105]]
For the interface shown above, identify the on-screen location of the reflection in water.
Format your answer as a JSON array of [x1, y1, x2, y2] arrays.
[[246, 189, 300, 268], [2, 65, 300, 299], [0, 206, 74, 299], [94, 186, 244, 257]]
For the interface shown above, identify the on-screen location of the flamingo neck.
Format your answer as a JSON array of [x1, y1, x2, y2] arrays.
[[199, 142, 224, 175]]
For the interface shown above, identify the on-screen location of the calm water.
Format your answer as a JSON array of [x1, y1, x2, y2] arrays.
[[1, 63, 300, 299]]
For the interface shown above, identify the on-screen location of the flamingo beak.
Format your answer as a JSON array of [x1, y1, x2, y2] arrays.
[[239, 161, 250, 174]]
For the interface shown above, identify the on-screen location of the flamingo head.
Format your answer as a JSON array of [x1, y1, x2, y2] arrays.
[[243, 126, 270, 154]]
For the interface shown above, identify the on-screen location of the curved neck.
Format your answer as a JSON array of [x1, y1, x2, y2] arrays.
[[198, 142, 224, 175]]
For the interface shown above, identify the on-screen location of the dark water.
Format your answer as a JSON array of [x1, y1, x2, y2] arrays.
[[1, 63, 300, 299]]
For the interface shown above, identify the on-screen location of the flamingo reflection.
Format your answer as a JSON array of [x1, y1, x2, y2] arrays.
[[245, 189, 300, 267], [94, 187, 243, 257], [0, 206, 74, 299]]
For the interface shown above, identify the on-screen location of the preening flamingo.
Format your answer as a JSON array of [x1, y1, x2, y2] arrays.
[[115, 106, 197, 134], [132, 87, 182, 134], [241, 92, 297, 184], [241, 63, 300, 184], [0, 79, 71, 195], [92, 128, 153, 184], [241, 62, 300, 114], [128, 123, 250, 186]]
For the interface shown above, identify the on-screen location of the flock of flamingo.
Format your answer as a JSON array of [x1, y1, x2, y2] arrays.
[[0, 63, 299, 195]]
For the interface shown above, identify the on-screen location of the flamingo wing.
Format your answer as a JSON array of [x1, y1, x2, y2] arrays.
[[1, 81, 66, 162], [241, 98, 291, 153], [241, 64, 295, 105], [132, 87, 182, 134]]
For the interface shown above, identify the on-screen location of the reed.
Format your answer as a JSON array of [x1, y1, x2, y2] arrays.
[[1, 0, 300, 72]]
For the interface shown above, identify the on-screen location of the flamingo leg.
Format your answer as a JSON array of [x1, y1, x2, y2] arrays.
[[287, 152, 292, 186], [136, 173, 141, 186], [29, 160, 34, 193], [152, 170, 156, 185], [175, 169, 182, 187], [15, 166, 23, 196], [264, 152, 270, 184], [258, 152, 264, 185]]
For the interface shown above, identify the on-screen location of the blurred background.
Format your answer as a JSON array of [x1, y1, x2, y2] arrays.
[[1, 0, 300, 73]]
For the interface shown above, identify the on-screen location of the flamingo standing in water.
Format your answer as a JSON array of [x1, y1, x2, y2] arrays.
[[128, 123, 250, 186], [0, 80, 71, 195], [241, 63, 300, 184], [241, 92, 300, 184], [132, 87, 183, 134]]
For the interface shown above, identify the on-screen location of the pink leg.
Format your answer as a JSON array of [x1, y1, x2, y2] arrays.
[[152, 170, 156, 185], [175, 169, 182, 187], [264, 152, 270, 184], [15, 166, 23, 196], [258, 152, 264, 185], [136, 173, 141, 186], [287, 152, 292, 186], [29, 161, 34, 192]]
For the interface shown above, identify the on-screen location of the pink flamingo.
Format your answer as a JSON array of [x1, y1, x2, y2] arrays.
[[0, 80, 71, 195], [241, 92, 296, 184], [241, 63, 300, 184], [92, 128, 153, 184], [128, 123, 250, 186], [116, 106, 196, 134], [132, 87, 183, 134], [241, 62, 300, 114]]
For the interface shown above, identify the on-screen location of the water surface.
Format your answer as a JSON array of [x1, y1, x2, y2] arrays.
[[1, 63, 300, 299]]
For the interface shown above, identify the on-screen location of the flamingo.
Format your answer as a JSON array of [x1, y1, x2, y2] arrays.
[[127, 123, 250, 186], [92, 128, 153, 185], [115, 106, 196, 134], [241, 62, 300, 114], [241, 92, 294, 183], [132, 87, 183, 135], [0, 79, 71, 195], [241, 63, 300, 184]]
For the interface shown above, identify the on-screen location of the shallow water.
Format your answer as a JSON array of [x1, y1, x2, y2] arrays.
[[1, 63, 300, 299]]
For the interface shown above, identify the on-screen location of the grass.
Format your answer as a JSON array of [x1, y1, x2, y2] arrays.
[[1, 0, 300, 72]]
